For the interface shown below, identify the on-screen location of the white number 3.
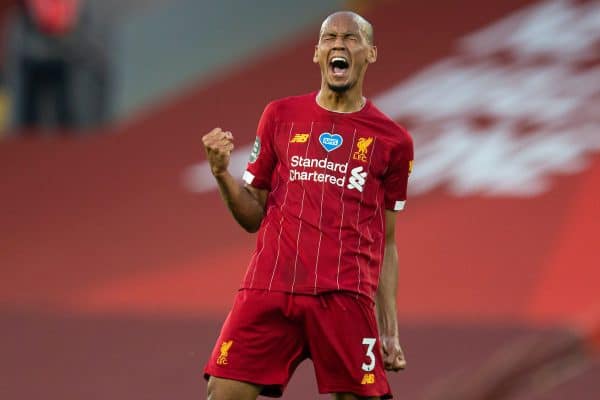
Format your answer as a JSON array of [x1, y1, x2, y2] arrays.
[[361, 337, 376, 372]]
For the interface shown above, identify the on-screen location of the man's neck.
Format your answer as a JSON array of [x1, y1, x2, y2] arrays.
[[316, 88, 366, 113]]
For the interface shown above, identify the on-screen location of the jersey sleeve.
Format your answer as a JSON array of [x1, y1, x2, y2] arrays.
[[383, 134, 414, 211], [242, 102, 278, 190]]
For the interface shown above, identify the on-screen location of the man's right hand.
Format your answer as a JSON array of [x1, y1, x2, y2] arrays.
[[202, 127, 235, 177]]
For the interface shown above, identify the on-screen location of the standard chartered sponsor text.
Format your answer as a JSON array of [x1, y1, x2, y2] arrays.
[[290, 156, 348, 172], [289, 155, 348, 187]]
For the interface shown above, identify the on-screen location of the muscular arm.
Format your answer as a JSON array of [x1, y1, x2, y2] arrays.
[[203, 128, 268, 233], [214, 172, 268, 233], [376, 209, 406, 371]]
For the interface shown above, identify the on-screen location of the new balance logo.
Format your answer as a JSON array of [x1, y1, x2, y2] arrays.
[[290, 133, 310, 143], [347, 166, 367, 192], [361, 373, 375, 385]]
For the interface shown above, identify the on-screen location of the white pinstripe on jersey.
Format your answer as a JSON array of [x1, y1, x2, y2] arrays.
[[268, 122, 295, 291], [336, 129, 357, 290], [291, 122, 315, 293], [312, 122, 334, 293], [365, 183, 384, 298], [248, 170, 284, 288], [354, 138, 377, 295], [246, 123, 286, 288], [375, 191, 386, 294]]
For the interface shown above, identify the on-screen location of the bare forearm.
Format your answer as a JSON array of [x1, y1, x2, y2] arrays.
[[214, 171, 264, 233], [376, 212, 406, 371], [202, 127, 266, 232], [376, 240, 399, 336]]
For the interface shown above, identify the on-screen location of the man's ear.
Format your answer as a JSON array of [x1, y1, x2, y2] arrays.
[[313, 45, 319, 64], [367, 46, 377, 64]]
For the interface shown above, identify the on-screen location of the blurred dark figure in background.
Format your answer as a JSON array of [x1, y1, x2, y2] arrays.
[[4, 0, 108, 132]]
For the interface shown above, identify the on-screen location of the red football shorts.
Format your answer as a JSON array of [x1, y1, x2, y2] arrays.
[[204, 289, 392, 398]]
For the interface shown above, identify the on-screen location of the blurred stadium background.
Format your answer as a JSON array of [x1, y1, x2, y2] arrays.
[[0, 0, 599, 399]]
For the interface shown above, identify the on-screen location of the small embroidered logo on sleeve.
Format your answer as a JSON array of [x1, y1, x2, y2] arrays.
[[394, 200, 406, 211], [242, 170, 255, 185], [216, 340, 233, 365], [249, 137, 261, 163]]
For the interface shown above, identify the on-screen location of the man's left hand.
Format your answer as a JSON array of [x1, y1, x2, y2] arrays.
[[381, 334, 406, 371]]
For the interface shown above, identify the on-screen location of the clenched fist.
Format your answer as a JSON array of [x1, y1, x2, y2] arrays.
[[381, 334, 406, 371], [202, 127, 235, 177]]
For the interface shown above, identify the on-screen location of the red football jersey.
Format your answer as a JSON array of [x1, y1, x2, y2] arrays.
[[241, 92, 413, 299]]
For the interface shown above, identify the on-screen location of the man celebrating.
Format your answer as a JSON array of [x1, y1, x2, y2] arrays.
[[202, 11, 413, 400]]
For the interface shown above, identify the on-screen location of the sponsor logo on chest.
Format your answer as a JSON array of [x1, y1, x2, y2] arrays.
[[288, 134, 374, 192], [319, 132, 343, 152]]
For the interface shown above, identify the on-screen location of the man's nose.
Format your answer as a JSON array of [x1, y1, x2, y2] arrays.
[[333, 35, 346, 48]]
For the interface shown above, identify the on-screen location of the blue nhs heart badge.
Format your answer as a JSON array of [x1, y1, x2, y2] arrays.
[[319, 132, 343, 152]]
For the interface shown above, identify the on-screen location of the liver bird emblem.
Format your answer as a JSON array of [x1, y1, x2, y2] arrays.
[[357, 137, 374, 155], [220, 340, 233, 356], [216, 340, 234, 365]]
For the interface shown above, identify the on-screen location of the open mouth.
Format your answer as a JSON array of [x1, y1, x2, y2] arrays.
[[329, 57, 350, 77]]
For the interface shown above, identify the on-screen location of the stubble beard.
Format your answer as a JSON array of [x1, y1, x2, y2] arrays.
[[327, 81, 353, 93]]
